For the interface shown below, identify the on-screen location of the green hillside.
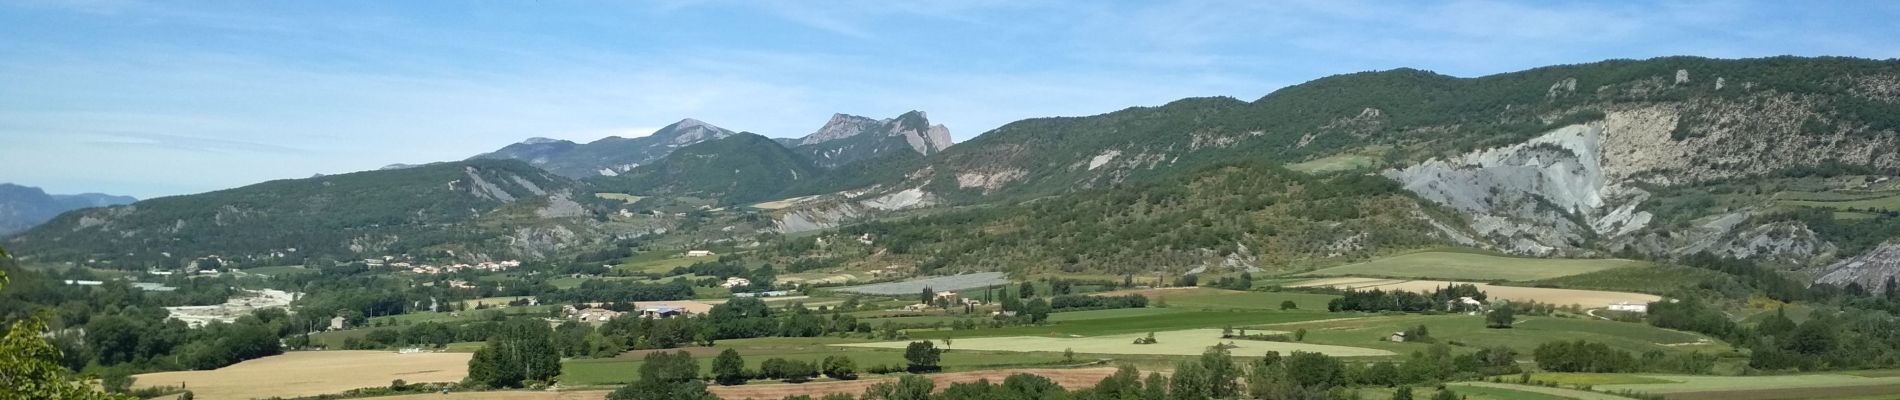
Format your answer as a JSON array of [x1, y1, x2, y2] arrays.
[[590, 133, 823, 206], [5, 159, 606, 264]]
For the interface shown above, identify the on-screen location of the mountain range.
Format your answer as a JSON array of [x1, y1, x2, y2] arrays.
[[11, 56, 1900, 287], [0, 184, 135, 236]]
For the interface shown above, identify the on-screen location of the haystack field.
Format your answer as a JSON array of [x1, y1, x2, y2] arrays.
[[132, 351, 471, 400]]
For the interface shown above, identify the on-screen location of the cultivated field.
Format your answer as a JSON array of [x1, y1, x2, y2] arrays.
[[1301, 251, 1644, 281], [592, 193, 644, 203], [131, 351, 471, 400], [835, 329, 1395, 357], [833, 272, 1010, 295], [1290, 278, 1661, 306], [910, 309, 1341, 339]]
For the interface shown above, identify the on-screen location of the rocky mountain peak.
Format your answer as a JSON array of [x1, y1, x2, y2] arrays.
[[655, 118, 736, 144], [793, 111, 953, 155]]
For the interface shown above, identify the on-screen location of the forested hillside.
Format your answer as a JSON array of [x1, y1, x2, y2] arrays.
[[590, 133, 823, 206], [6, 159, 609, 265], [759, 162, 1464, 275]]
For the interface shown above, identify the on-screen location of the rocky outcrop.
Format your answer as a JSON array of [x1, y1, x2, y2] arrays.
[[1817, 241, 1900, 289], [792, 111, 953, 169]]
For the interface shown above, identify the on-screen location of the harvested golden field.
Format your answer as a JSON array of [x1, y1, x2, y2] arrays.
[[1292, 278, 1660, 306], [132, 351, 471, 400]]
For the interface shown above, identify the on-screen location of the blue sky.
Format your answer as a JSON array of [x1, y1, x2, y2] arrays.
[[2, 0, 1897, 198]]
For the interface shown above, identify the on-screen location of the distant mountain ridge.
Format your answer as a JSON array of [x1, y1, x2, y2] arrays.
[[6, 159, 606, 263], [470, 118, 737, 178], [0, 183, 135, 236]]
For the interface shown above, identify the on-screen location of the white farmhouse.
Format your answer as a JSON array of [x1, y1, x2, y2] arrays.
[[1607, 301, 1649, 313]]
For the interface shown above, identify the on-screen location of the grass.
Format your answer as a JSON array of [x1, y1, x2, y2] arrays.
[[1446, 382, 1639, 400], [617, 256, 712, 274], [1300, 251, 1645, 282], [910, 309, 1339, 339], [1527, 373, 1675, 385], [1269, 314, 1727, 356], [367, 304, 560, 325], [836, 328, 1394, 357], [1776, 190, 1900, 211], [462, 296, 532, 308], [1526, 263, 1732, 295], [1598, 374, 1900, 394]]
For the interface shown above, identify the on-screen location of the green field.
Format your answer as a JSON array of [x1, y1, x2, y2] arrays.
[[1446, 382, 1638, 400], [559, 337, 1070, 386], [909, 309, 1340, 340], [1776, 190, 1900, 212], [1300, 250, 1645, 281], [617, 255, 713, 274], [1269, 314, 1727, 356], [369, 304, 560, 325], [1119, 288, 1340, 311], [837, 328, 1394, 357], [1598, 374, 1900, 394]]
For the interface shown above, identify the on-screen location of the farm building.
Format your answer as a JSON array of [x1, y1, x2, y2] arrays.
[[328, 316, 348, 331], [573, 308, 624, 322], [1608, 301, 1649, 313], [686, 250, 716, 257], [1388, 332, 1408, 342], [632, 301, 715, 318], [721, 277, 752, 288], [934, 291, 962, 304]]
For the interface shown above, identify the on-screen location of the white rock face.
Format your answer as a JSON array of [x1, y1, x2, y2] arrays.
[[795, 111, 953, 155], [1385, 123, 1654, 254], [1818, 241, 1900, 288], [1088, 150, 1121, 170]]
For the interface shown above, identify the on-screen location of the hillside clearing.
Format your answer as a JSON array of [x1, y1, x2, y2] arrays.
[[835, 328, 1395, 357], [1301, 251, 1645, 281], [1449, 382, 1640, 400], [131, 351, 470, 400]]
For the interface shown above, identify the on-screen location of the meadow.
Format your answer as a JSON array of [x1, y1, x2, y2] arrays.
[[131, 351, 470, 399], [1300, 251, 1645, 281], [1596, 374, 1900, 394], [835, 328, 1395, 357], [831, 272, 1010, 295]]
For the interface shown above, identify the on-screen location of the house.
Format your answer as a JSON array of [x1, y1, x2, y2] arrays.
[[1608, 301, 1649, 313], [721, 277, 752, 288], [1388, 331, 1408, 342], [632, 301, 715, 318], [329, 316, 348, 331], [933, 291, 962, 304], [574, 308, 624, 322], [686, 250, 716, 257]]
